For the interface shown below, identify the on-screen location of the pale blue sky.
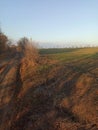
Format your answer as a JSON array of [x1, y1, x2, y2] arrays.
[[0, 0, 98, 45]]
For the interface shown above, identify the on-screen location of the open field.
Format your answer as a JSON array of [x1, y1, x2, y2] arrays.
[[0, 47, 98, 130]]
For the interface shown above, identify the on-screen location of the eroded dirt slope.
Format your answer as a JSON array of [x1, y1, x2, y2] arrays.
[[0, 51, 98, 130]]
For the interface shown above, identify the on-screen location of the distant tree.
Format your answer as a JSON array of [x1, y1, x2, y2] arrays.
[[0, 32, 8, 54]]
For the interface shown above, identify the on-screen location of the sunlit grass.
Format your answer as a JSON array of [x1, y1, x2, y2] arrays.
[[40, 47, 98, 63]]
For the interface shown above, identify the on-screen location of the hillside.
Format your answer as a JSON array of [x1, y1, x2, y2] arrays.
[[0, 47, 98, 130]]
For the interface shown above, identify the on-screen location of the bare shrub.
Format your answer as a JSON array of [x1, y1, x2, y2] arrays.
[[17, 37, 39, 61]]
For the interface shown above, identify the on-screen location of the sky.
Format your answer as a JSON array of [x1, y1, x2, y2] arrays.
[[0, 0, 98, 47]]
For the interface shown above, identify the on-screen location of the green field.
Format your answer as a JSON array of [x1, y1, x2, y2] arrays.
[[40, 47, 98, 63]]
